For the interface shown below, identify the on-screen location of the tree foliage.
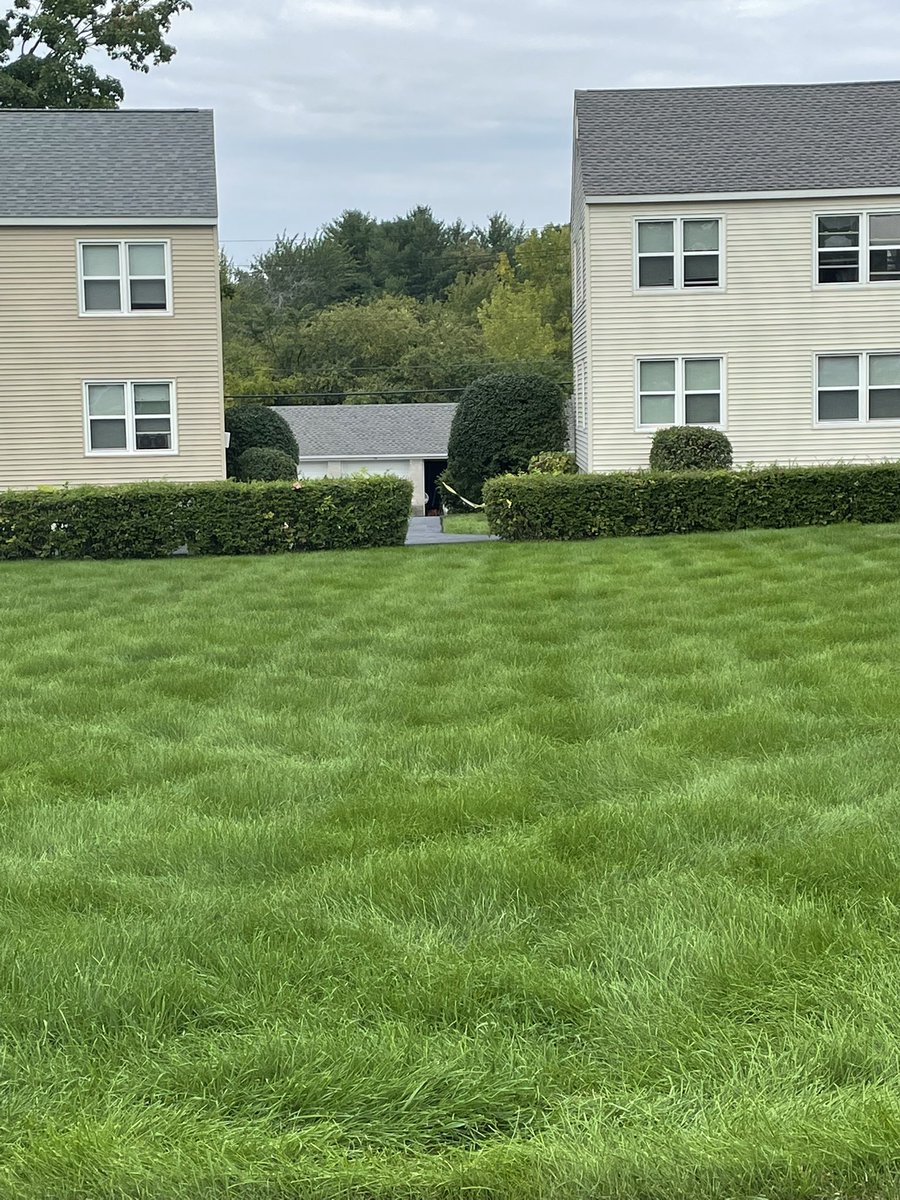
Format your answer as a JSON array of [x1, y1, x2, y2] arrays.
[[0, 0, 190, 108], [445, 371, 567, 503], [222, 208, 573, 407]]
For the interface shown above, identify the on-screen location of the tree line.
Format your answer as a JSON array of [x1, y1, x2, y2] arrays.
[[222, 207, 572, 405]]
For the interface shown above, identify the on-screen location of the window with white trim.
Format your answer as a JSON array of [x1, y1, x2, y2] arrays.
[[79, 241, 170, 314], [638, 357, 723, 428], [816, 354, 900, 423], [636, 218, 721, 289], [85, 381, 176, 453], [817, 213, 900, 285]]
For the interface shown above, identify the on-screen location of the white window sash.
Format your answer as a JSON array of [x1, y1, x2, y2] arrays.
[[815, 352, 900, 424], [84, 380, 178, 455], [815, 211, 900, 287], [78, 240, 172, 316], [635, 218, 723, 291], [636, 357, 725, 430]]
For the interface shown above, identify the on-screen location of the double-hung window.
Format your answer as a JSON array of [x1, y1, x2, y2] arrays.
[[817, 213, 900, 285], [816, 354, 900, 423], [79, 241, 171, 314], [637, 357, 724, 428], [636, 218, 721, 289], [85, 381, 176, 454]]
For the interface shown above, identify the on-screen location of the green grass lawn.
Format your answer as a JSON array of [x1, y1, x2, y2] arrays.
[[4, 525, 900, 1198], [442, 511, 490, 534]]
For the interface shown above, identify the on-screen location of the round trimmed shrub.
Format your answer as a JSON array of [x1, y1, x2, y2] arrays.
[[236, 447, 298, 482], [649, 426, 733, 471], [225, 405, 299, 470], [445, 371, 567, 504], [528, 450, 578, 476]]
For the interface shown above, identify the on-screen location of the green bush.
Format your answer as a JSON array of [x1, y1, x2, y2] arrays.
[[483, 464, 900, 541], [236, 446, 298, 482], [225, 405, 299, 476], [528, 451, 578, 476], [444, 371, 566, 504], [649, 425, 733, 471], [0, 477, 412, 560]]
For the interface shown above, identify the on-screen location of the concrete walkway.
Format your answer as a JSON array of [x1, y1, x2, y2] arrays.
[[405, 516, 497, 546]]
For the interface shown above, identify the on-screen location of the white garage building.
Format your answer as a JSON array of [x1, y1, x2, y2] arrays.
[[273, 403, 457, 516]]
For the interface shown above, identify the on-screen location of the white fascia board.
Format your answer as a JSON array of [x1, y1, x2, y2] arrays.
[[298, 453, 443, 462], [0, 216, 217, 226], [585, 186, 900, 205]]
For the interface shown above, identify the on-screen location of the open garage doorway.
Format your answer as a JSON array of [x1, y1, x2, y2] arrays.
[[424, 459, 447, 515]]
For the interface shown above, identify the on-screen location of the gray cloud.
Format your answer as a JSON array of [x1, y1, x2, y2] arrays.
[[121, 0, 900, 255]]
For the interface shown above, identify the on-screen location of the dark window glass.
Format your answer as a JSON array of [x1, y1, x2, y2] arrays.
[[869, 388, 900, 419], [638, 257, 675, 288], [870, 249, 900, 281], [683, 254, 719, 286], [818, 390, 859, 421], [130, 279, 168, 310], [685, 393, 721, 424]]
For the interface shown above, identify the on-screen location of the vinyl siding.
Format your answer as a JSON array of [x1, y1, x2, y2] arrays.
[[0, 224, 225, 489], [571, 133, 591, 470], [587, 195, 900, 472]]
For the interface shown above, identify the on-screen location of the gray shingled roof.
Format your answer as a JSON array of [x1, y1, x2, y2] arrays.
[[0, 109, 217, 220], [575, 81, 900, 197], [274, 403, 457, 459]]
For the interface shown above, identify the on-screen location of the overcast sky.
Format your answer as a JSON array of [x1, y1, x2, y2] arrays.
[[123, 0, 899, 258]]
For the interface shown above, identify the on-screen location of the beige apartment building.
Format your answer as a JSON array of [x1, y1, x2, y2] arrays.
[[571, 81, 900, 472], [0, 108, 226, 489]]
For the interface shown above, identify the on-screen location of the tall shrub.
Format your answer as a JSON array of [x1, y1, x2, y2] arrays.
[[444, 371, 566, 504], [225, 405, 299, 476]]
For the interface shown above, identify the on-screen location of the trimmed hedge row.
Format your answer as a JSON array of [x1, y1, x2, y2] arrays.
[[0, 476, 413, 560], [483, 464, 900, 541]]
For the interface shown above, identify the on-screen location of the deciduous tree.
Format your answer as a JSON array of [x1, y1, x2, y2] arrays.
[[0, 0, 190, 108]]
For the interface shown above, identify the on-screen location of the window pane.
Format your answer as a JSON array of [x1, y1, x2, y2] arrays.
[[638, 221, 674, 254], [84, 279, 122, 311], [129, 279, 168, 310], [869, 214, 900, 246], [135, 420, 172, 450], [869, 355, 900, 387], [134, 383, 171, 414], [640, 360, 676, 391], [819, 254, 860, 284], [869, 249, 900, 280], [818, 215, 860, 247], [640, 394, 675, 424], [128, 243, 166, 276], [87, 384, 126, 416], [638, 257, 675, 288], [818, 389, 859, 421], [869, 388, 900, 420], [685, 393, 721, 424], [82, 244, 120, 276], [683, 254, 719, 286], [685, 359, 721, 391], [683, 220, 719, 252], [90, 419, 127, 449], [818, 356, 859, 388]]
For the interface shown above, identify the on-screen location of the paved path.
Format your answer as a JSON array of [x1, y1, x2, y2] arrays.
[[405, 516, 497, 546]]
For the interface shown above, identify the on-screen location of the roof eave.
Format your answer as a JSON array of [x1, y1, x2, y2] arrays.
[[584, 185, 900, 204]]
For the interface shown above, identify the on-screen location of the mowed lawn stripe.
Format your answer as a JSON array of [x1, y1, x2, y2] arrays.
[[1, 526, 900, 1198]]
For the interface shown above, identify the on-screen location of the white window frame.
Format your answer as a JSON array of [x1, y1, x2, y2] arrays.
[[83, 379, 179, 456], [814, 210, 900, 288], [77, 239, 173, 317], [814, 352, 900, 426], [634, 216, 724, 292], [635, 355, 726, 432]]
